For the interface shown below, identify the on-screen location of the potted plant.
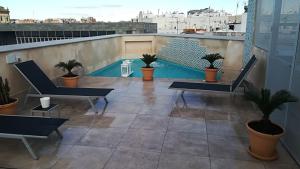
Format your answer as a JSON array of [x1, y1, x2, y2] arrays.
[[244, 81, 298, 160], [55, 59, 83, 88], [0, 76, 18, 115], [140, 54, 157, 81], [201, 53, 224, 82]]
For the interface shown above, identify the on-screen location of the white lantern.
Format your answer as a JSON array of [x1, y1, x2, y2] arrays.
[[121, 60, 133, 77]]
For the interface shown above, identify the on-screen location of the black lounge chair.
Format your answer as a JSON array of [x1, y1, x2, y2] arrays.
[[15, 60, 114, 114], [169, 55, 257, 105], [0, 115, 67, 159]]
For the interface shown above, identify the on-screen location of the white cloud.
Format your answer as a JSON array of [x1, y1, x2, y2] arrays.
[[101, 4, 123, 8]]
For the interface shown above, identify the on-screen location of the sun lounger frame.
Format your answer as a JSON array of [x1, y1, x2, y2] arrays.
[[0, 115, 67, 160], [169, 55, 257, 106], [14, 61, 113, 114]]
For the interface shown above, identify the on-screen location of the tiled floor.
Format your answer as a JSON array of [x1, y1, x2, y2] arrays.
[[0, 77, 299, 169]]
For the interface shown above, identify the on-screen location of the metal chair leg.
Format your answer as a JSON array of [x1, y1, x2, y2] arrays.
[[55, 129, 63, 139], [21, 137, 38, 160], [180, 91, 187, 108], [104, 97, 108, 104], [88, 97, 97, 113], [88, 97, 109, 115], [23, 87, 34, 107], [175, 91, 181, 107], [101, 98, 109, 115], [23, 94, 29, 107]]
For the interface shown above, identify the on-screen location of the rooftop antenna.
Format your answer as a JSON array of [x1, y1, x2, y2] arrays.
[[208, 6, 211, 31], [235, 0, 239, 23], [243, 1, 248, 13]]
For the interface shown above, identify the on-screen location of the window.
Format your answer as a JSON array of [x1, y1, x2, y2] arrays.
[[48, 31, 56, 37], [81, 31, 89, 37], [16, 31, 24, 37], [55, 31, 64, 37], [97, 31, 106, 35], [32, 31, 39, 37], [90, 31, 97, 36], [254, 0, 275, 50], [64, 31, 72, 37], [126, 30, 133, 34], [106, 31, 115, 35], [40, 31, 48, 37], [72, 31, 80, 37], [24, 31, 32, 37]]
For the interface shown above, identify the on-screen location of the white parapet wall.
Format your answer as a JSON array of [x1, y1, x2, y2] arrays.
[[0, 34, 245, 96]]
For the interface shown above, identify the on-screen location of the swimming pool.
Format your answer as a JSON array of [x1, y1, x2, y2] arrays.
[[90, 59, 210, 80]]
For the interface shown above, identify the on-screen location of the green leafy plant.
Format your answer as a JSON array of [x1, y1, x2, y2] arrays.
[[201, 53, 224, 69], [0, 76, 13, 105], [141, 54, 157, 68], [55, 59, 83, 77], [244, 81, 298, 134]]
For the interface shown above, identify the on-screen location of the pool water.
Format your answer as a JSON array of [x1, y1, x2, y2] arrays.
[[90, 59, 210, 80]]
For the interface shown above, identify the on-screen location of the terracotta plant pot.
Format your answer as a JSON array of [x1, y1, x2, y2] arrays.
[[141, 67, 154, 81], [0, 99, 18, 115], [62, 76, 79, 88], [246, 121, 284, 160], [204, 68, 218, 82]]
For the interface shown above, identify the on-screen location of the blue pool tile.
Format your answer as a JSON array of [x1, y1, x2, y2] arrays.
[[89, 59, 221, 80]]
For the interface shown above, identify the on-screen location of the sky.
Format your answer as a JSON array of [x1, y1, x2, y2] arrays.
[[1, 0, 246, 22]]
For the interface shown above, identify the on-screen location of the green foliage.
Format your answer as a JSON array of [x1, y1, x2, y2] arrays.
[[201, 53, 224, 69], [55, 59, 83, 77], [0, 76, 11, 105], [140, 54, 157, 68], [244, 81, 298, 121]]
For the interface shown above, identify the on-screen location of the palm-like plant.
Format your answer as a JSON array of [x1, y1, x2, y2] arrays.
[[0, 76, 12, 105], [244, 81, 298, 133], [141, 54, 157, 68], [55, 60, 83, 77], [201, 53, 224, 69]]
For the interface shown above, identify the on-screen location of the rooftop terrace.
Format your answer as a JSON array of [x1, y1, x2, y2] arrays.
[[1, 2, 300, 165], [0, 76, 298, 169], [0, 25, 298, 168], [1, 0, 300, 168]]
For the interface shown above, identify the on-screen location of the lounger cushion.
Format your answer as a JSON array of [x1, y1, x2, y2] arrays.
[[49, 87, 114, 96], [169, 82, 231, 92], [231, 55, 257, 91], [0, 116, 67, 137], [15, 60, 57, 93]]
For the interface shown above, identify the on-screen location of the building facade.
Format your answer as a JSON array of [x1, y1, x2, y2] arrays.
[[0, 22, 157, 45], [135, 8, 234, 34], [44, 18, 64, 24], [0, 6, 10, 24], [187, 9, 232, 32], [13, 19, 40, 24], [227, 13, 247, 32], [81, 17, 96, 23], [136, 11, 186, 34]]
